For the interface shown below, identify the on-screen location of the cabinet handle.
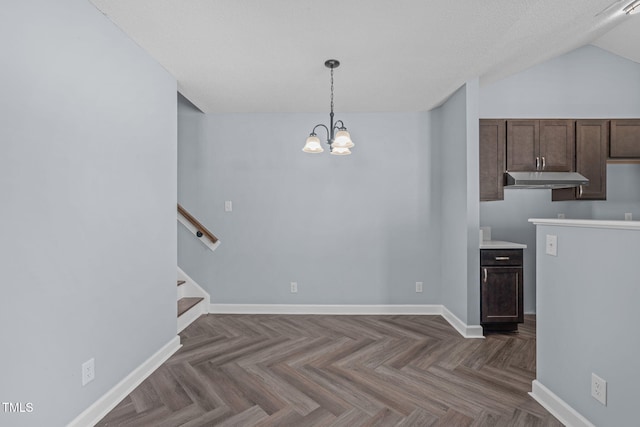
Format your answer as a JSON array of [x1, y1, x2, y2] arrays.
[[495, 256, 510, 260], [483, 268, 487, 283], [536, 156, 540, 170], [579, 185, 583, 198], [542, 156, 546, 170]]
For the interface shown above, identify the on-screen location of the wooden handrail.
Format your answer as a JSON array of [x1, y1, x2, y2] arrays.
[[177, 204, 219, 243]]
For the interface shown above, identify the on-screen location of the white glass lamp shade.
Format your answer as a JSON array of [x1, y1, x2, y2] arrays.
[[330, 146, 351, 156], [302, 135, 324, 153], [333, 130, 354, 148]]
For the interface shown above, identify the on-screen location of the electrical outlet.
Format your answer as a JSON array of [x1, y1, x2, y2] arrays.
[[415, 282, 423, 293], [545, 234, 558, 256], [290, 282, 297, 293], [557, 213, 565, 219], [591, 373, 607, 405], [625, 212, 632, 221], [225, 201, 233, 212], [82, 358, 95, 386]]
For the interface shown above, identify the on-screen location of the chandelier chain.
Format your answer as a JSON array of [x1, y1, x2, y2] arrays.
[[330, 67, 334, 114]]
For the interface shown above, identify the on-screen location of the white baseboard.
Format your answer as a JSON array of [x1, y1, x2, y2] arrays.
[[208, 304, 483, 338], [68, 336, 181, 427], [209, 303, 442, 315], [529, 380, 595, 427], [441, 306, 484, 338], [177, 299, 207, 333], [177, 267, 210, 333], [177, 267, 210, 302]]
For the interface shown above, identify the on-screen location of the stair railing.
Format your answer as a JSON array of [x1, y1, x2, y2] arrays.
[[177, 204, 220, 251]]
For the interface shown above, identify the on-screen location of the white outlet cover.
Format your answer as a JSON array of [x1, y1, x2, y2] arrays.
[[225, 201, 232, 212], [290, 282, 297, 293], [591, 373, 607, 405], [625, 212, 632, 221], [416, 282, 423, 293], [545, 234, 558, 256], [82, 358, 95, 386]]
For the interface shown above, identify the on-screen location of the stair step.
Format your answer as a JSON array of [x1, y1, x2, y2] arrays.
[[177, 297, 203, 317], [177, 280, 186, 287]]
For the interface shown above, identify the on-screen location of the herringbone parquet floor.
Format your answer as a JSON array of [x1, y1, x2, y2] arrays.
[[97, 314, 562, 426]]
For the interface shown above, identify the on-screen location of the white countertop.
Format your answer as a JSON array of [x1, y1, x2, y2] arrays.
[[529, 218, 640, 230], [480, 240, 527, 249]]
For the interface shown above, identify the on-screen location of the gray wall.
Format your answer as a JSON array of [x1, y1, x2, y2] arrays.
[[534, 223, 640, 426], [465, 80, 481, 324], [178, 96, 443, 305], [479, 45, 640, 313], [481, 45, 640, 119], [0, 1, 177, 426], [432, 81, 481, 324]]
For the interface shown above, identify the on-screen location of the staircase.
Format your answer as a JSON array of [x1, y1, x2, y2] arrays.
[[177, 268, 209, 333], [176, 204, 217, 333]]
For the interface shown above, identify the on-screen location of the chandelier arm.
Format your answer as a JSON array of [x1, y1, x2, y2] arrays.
[[311, 124, 330, 144], [333, 119, 347, 130]]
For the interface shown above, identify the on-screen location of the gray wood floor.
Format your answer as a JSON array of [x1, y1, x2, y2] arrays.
[[97, 314, 561, 426]]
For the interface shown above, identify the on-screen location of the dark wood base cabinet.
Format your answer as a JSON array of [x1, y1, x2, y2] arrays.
[[480, 249, 524, 334]]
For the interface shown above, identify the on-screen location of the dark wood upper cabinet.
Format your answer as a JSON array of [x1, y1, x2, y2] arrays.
[[480, 120, 505, 201], [576, 120, 608, 200], [507, 119, 574, 172], [506, 120, 538, 171], [610, 119, 640, 158], [552, 120, 608, 201], [539, 120, 575, 171], [481, 117, 640, 202]]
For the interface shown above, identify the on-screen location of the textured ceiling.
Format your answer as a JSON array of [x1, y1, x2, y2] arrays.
[[90, 0, 638, 113], [592, 11, 640, 62]]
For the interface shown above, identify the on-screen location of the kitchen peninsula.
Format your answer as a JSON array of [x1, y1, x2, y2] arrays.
[[528, 218, 640, 427]]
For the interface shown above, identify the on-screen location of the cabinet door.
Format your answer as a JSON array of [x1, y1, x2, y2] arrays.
[[539, 120, 574, 172], [507, 120, 538, 171], [610, 119, 640, 158], [479, 120, 505, 201], [552, 120, 608, 201], [481, 266, 523, 324], [576, 120, 608, 200]]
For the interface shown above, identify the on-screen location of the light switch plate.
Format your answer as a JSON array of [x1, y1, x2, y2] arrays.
[[225, 201, 232, 212], [546, 234, 558, 256]]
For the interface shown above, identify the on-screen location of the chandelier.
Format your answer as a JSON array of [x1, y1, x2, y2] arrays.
[[302, 59, 354, 155]]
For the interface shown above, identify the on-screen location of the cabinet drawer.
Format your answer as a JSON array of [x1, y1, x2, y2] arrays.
[[481, 249, 523, 266]]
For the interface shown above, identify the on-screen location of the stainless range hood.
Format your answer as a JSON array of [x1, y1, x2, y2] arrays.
[[505, 171, 589, 189]]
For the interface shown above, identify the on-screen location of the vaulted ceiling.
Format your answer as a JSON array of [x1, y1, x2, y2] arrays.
[[91, 0, 639, 113]]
